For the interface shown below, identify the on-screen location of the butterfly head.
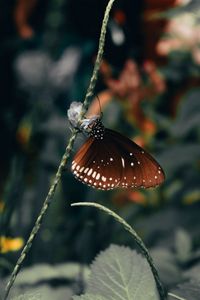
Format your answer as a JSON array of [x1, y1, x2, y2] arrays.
[[68, 101, 105, 139], [80, 116, 105, 140]]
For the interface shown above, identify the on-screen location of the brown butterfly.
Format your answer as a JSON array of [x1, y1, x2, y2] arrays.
[[71, 116, 165, 190]]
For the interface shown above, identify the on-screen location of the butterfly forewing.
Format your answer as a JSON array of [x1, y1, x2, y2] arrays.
[[72, 127, 165, 190], [72, 135, 122, 190]]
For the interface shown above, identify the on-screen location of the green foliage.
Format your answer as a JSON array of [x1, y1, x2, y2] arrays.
[[5, 262, 89, 300], [170, 280, 200, 300], [13, 263, 89, 285], [12, 293, 41, 300], [73, 295, 107, 300], [170, 90, 200, 138], [10, 285, 73, 300], [74, 244, 159, 300], [175, 229, 192, 263], [151, 248, 182, 287]]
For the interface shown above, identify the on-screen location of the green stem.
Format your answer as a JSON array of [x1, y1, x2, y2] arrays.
[[80, 0, 115, 115], [4, 0, 116, 299], [71, 202, 167, 300]]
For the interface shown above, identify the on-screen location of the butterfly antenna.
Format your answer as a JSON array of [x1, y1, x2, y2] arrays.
[[96, 95, 103, 119]]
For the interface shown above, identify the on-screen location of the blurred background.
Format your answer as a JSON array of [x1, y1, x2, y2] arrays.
[[0, 0, 200, 299]]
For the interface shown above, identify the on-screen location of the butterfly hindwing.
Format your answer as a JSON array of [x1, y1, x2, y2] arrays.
[[107, 129, 165, 188]]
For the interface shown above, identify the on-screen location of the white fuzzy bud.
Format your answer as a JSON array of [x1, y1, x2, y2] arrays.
[[67, 101, 83, 128]]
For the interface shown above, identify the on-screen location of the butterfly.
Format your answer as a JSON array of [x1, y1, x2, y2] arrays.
[[70, 113, 165, 191]]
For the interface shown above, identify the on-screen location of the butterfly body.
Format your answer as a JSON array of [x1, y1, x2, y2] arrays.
[[71, 117, 165, 190]]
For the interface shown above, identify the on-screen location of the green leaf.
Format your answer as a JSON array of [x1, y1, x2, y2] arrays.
[[10, 285, 73, 300], [175, 228, 192, 263], [7, 263, 89, 300], [12, 263, 89, 285], [184, 263, 200, 282], [73, 294, 107, 300], [171, 89, 200, 137], [85, 244, 159, 300], [151, 247, 182, 286], [170, 279, 200, 300], [12, 292, 41, 300]]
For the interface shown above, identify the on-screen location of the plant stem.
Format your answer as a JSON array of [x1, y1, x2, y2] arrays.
[[3, 0, 116, 299], [71, 202, 167, 300], [80, 0, 115, 116]]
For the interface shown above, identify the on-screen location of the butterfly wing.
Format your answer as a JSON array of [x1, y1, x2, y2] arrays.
[[72, 128, 165, 190], [72, 135, 123, 190], [106, 129, 165, 188]]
